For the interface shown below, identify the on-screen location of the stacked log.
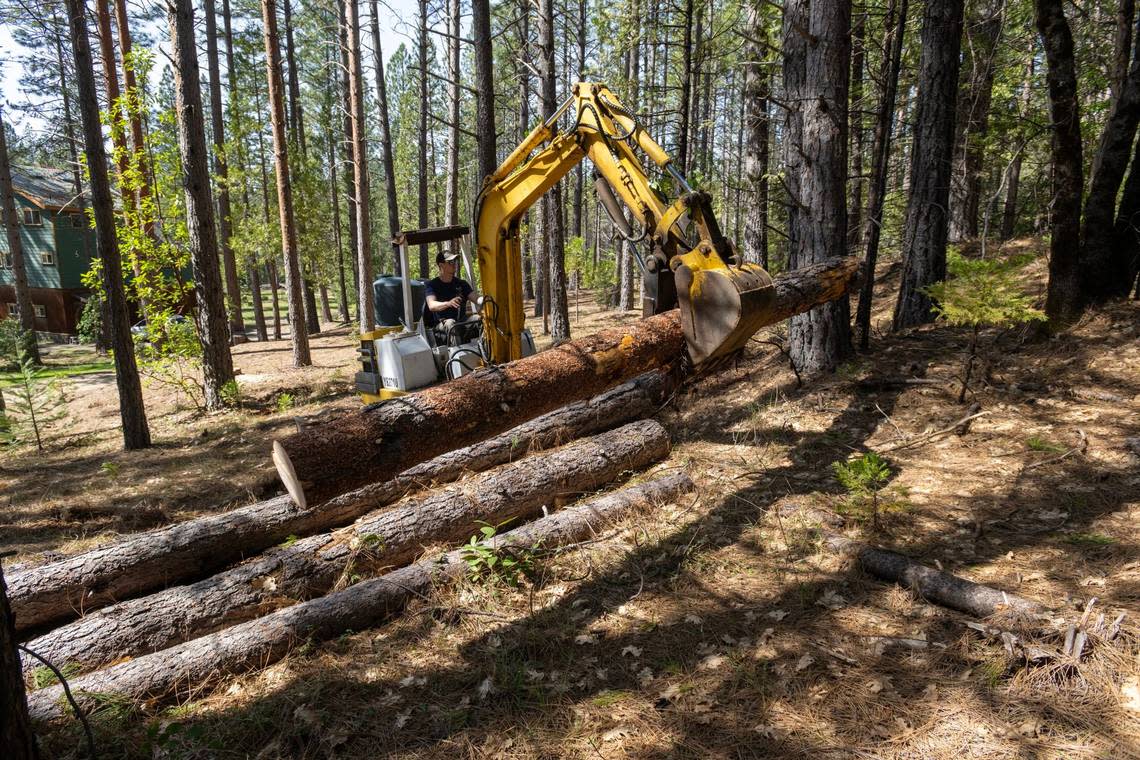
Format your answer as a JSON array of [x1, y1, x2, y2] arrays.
[[27, 472, 696, 720], [8, 371, 673, 635], [25, 421, 670, 673]]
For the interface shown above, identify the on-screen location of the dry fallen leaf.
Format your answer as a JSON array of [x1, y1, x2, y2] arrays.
[[921, 683, 938, 702], [575, 633, 598, 645], [767, 609, 788, 622], [658, 684, 682, 701], [816, 589, 848, 610], [1123, 676, 1140, 713], [752, 723, 782, 739], [795, 653, 815, 672], [867, 675, 892, 694], [700, 654, 727, 670], [477, 676, 495, 701], [684, 613, 703, 625], [602, 726, 634, 742], [622, 645, 643, 658], [394, 710, 411, 729]]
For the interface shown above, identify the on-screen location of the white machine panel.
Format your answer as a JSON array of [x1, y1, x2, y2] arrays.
[[376, 332, 437, 391]]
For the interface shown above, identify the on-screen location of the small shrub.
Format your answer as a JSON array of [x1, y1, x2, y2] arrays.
[[461, 521, 535, 586], [100, 461, 120, 478], [1026, 436, 1064, 453], [924, 251, 1046, 402], [220, 379, 242, 409], [832, 452, 899, 529], [275, 392, 295, 413], [3, 344, 69, 451]]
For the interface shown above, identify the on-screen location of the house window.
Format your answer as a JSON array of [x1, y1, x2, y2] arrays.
[[40, 250, 56, 266], [71, 213, 85, 228], [6, 303, 15, 315], [22, 208, 42, 226], [33, 304, 46, 319], [1, 252, 11, 268]]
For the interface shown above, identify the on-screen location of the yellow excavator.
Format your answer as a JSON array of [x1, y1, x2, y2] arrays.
[[355, 82, 776, 403]]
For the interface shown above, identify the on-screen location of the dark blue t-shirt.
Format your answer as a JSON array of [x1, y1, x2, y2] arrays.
[[424, 276, 473, 326]]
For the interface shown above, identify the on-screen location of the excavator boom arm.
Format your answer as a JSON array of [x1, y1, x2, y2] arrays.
[[474, 82, 774, 366]]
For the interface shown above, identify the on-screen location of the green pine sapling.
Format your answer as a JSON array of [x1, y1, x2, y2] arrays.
[[923, 251, 1046, 403], [832, 452, 892, 530]]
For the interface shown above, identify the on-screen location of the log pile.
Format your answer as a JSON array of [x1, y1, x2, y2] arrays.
[[13, 258, 862, 720]]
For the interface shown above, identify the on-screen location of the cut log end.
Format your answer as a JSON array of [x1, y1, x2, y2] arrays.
[[272, 440, 307, 510]]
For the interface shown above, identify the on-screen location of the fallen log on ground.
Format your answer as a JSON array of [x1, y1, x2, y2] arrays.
[[274, 257, 861, 507], [27, 471, 696, 721], [24, 421, 670, 674], [8, 372, 672, 636], [783, 506, 1046, 619]]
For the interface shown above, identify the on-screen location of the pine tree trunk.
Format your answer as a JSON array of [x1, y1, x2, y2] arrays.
[[848, 10, 866, 254], [472, 0, 498, 184], [328, 102, 350, 320], [892, 0, 964, 330], [337, 0, 360, 311], [417, 0, 430, 277], [787, 0, 854, 376], [539, 0, 570, 341], [948, 3, 1002, 242], [283, 0, 306, 155], [678, 0, 694, 174], [572, 0, 586, 239], [65, 0, 151, 450], [1036, 0, 1085, 324], [743, 2, 769, 268], [1001, 60, 1033, 240], [345, 0, 373, 332], [0, 108, 39, 364], [1082, 6, 1140, 301], [222, 0, 266, 341], [0, 561, 38, 760], [169, 0, 237, 409], [371, 0, 401, 263], [518, 0, 534, 300], [202, 0, 244, 338], [856, 0, 907, 350], [262, 0, 311, 366]]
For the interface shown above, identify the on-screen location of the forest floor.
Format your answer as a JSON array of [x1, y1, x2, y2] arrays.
[[6, 239, 1140, 758]]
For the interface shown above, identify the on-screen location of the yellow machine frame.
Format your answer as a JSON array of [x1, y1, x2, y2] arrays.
[[474, 82, 774, 366]]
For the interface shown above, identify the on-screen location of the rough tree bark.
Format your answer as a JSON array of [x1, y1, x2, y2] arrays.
[[472, 0, 498, 183], [444, 0, 461, 227], [27, 421, 669, 673], [27, 473, 696, 721], [678, 0, 694, 174], [1000, 58, 1033, 240], [203, 0, 245, 338], [7, 372, 674, 634], [856, 0, 907, 350], [274, 257, 862, 506], [892, 0, 964, 330], [169, 0, 236, 410], [371, 0, 401, 261], [1, 561, 38, 759], [0, 107, 39, 363], [1036, 0, 1084, 324], [948, 1, 1002, 242], [417, 0, 430, 277], [65, 0, 151, 449], [346, 0, 374, 332], [539, 0, 570, 340], [787, 0, 854, 375], [848, 10, 866, 254], [262, 0, 311, 366], [1082, 2, 1140, 302]]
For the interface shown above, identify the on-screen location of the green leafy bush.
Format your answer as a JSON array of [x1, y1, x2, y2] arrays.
[[460, 521, 536, 586]]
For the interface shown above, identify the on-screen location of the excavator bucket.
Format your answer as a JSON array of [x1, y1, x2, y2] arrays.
[[674, 254, 776, 367]]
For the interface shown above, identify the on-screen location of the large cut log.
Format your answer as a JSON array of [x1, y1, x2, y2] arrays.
[[8, 372, 671, 636], [28, 472, 696, 721], [274, 257, 861, 507], [25, 421, 670, 675]]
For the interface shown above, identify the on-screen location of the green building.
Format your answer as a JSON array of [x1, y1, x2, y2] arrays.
[[0, 165, 96, 336]]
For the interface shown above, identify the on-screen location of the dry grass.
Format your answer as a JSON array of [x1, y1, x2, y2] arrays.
[[16, 240, 1140, 758]]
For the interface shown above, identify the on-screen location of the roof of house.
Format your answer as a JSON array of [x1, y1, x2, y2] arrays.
[[10, 165, 85, 211]]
